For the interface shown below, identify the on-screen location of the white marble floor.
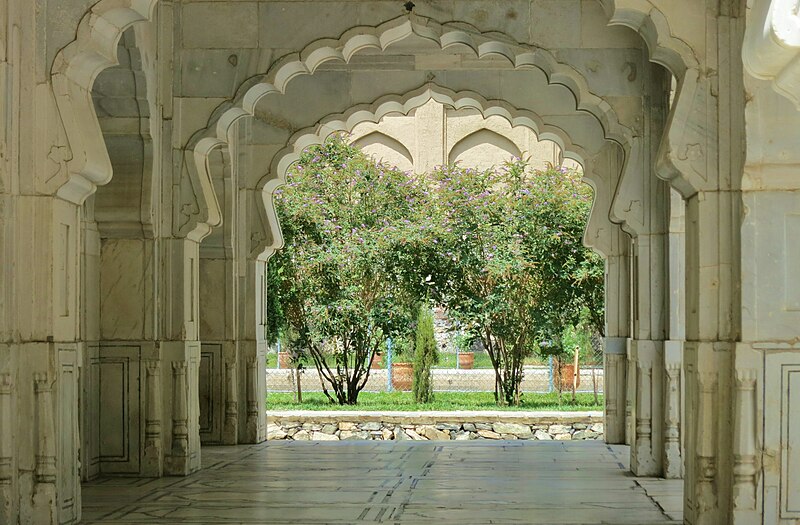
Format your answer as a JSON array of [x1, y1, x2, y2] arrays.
[[81, 441, 683, 524]]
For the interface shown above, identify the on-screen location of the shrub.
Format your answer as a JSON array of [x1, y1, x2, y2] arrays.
[[412, 305, 438, 403]]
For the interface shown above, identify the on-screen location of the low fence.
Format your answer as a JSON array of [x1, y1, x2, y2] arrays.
[[266, 362, 604, 394]]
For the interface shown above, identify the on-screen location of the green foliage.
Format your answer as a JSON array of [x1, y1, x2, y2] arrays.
[[268, 138, 604, 407], [268, 135, 419, 405], [560, 308, 598, 365], [401, 159, 603, 406], [412, 306, 438, 403]]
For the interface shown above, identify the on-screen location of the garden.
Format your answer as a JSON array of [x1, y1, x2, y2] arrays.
[[267, 135, 605, 410]]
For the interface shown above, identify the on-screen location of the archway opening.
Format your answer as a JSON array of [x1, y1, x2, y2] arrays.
[[264, 95, 605, 419]]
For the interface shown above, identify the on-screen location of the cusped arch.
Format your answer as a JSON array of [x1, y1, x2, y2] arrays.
[[598, 0, 699, 78], [51, 0, 220, 240], [448, 129, 523, 169], [351, 131, 414, 172], [192, 14, 634, 170], [51, 0, 159, 203], [255, 86, 600, 260]]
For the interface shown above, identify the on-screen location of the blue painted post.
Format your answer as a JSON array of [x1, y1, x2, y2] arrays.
[[386, 337, 393, 392], [548, 355, 554, 393], [276, 340, 282, 369], [455, 330, 460, 370]]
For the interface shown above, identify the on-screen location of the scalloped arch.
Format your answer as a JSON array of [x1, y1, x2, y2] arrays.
[[598, 0, 699, 77], [254, 85, 604, 259], [191, 14, 634, 166], [51, 0, 159, 203], [51, 0, 220, 239]]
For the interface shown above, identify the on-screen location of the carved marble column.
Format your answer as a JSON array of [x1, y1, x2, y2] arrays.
[[630, 340, 664, 476], [663, 359, 682, 478], [165, 361, 190, 475], [245, 356, 258, 440], [0, 373, 13, 525], [141, 360, 162, 477], [223, 360, 238, 444], [32, 373, 56, 523], [694, 370, 719, 525], [604, 338, 627, 444], [732, 369, 757, 519]]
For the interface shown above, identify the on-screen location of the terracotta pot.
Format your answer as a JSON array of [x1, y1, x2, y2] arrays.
[[278, 351, 292, 369], [458, 352, 474, 370], [392, 362, 413, 391], [370, 353, 383, 370], [556, 363, 580, 390]]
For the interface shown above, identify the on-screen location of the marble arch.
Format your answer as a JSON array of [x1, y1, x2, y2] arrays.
[[190, 14, 634, 168]]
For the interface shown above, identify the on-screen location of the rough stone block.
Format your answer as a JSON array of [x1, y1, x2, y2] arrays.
[[493, 422, 532, 436], [267, 424, 287, 440], [406, 429, 427, 441], [293, 430, 311, 441], [548, 424, 570, 435], [534, 430, 552, 440], [421, 426, 450, 441], [312, 431, 339, 441]]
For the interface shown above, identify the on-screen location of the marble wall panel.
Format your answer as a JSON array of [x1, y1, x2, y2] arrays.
[[199, 343, 224, 444], [97, 345, 141, 475], [763, 351, 800, 523]]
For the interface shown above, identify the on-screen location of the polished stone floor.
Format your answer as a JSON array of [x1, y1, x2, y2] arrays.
[[82, 441, 683, 524]]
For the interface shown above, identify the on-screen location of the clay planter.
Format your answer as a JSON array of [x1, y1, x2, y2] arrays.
[[370, 353, 383, 370], [556, 363, 581, 390], [278, 351, 292, 369], [458, 352, 475, 370], [392, 362, 413, 391]]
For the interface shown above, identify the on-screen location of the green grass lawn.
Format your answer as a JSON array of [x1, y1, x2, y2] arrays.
[[266, 351, 549, 369], [267, 391, 603, 411]]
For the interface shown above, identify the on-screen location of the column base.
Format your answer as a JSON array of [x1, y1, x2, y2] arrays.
[[628, 339, 665, 477], [604, 337, 627, 444]]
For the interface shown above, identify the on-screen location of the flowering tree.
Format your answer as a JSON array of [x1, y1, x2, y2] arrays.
[[269, 135, 602, 407], [268, 135, 420, 405], [402, 160, 603, 405]]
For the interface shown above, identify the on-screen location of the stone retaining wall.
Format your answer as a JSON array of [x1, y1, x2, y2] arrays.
[[267, 411, 604, 442]]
